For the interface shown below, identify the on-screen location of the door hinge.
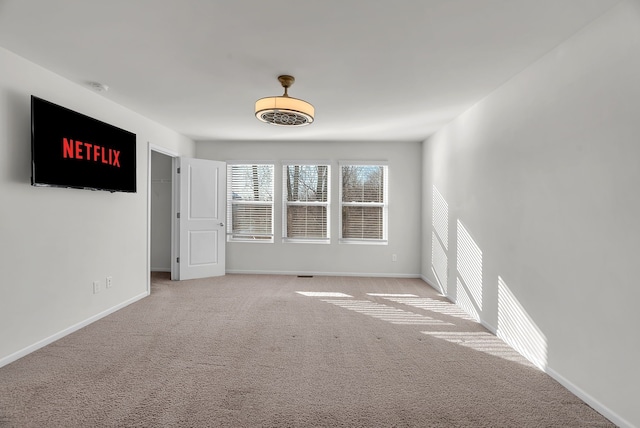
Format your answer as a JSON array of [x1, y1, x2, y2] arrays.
[[177, 167, 181, 174], [177, 212, 180, 219], [176, 257, 180, 263]]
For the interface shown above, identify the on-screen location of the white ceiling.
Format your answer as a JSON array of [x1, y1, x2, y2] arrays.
[[0, 0, 620, 142]]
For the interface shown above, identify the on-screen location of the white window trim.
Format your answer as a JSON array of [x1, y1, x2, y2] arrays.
[[338, 161, 389, 245], [282, 161, 331, 244], [227, 161, 275, 243]]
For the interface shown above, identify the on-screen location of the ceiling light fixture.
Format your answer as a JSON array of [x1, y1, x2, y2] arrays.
[[255, 75, 314, 126]]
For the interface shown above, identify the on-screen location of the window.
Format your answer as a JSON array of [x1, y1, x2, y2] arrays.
[[282, 163, 330, 242], [340, 163, 388, 243], [226, 163, 274, 242]]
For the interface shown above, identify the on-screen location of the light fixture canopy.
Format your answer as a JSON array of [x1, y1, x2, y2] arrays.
[[255, 75, 314, 126]]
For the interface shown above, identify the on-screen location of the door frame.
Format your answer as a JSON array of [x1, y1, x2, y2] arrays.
[[147, 143, 180, 293]]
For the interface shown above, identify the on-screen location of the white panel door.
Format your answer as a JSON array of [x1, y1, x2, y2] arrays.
[[178, 157, 226, 280]]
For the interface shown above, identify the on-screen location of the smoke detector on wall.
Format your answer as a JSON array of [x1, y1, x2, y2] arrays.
[[87, 81, 109, 92]]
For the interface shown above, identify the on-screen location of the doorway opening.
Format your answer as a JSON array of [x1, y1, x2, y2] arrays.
[[147, 144, 179, 293]]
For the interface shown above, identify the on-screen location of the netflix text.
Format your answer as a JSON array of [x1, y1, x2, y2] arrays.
[[62, 138, 121, 167]]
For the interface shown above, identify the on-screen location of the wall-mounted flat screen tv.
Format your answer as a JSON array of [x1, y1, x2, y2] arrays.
[[31, 96, 137, 193]]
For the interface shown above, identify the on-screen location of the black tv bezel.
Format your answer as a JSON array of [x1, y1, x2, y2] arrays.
[[31, 96, 137, 193]]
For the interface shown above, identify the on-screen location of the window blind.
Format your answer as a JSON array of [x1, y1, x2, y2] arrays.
[[340, 164, 388, 242], [227, 163, 274, 241], [282, 164, 330, 241]]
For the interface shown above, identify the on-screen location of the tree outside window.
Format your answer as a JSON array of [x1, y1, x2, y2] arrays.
[[227, 164, 274, 242], [283, 164, 330, 242], [340, 164, 388, 243]]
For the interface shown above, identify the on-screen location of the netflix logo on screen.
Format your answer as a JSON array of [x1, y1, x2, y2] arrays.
[[31, 96, 136, 193], [62, 138, 121, 167]]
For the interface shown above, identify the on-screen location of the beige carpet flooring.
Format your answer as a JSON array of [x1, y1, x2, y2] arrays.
[[0, 274, 614, 427]]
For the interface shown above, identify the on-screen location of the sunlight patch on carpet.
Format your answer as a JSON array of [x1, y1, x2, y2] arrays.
[[382, 297, 476, 321], [322, 300, 454, 326], [296, 291, 353, 297], [366, 293, 418, 297], [422, 331, 535, 367]]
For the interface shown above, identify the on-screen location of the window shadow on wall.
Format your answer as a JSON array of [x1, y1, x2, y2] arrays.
[[431, 185, 547, 370]]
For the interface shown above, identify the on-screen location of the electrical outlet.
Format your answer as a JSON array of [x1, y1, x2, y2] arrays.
[[392, 254, 397, 262], [93, 281, 101, 294], [106, 276, 113, 289]]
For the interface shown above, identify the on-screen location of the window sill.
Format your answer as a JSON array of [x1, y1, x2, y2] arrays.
[[227, 238, 274, 244], [339, 239, 388, 246], [282, 238, 331, 245]]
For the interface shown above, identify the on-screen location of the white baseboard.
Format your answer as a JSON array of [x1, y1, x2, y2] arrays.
[[420, 274, 442, 293], [545, 366, 633, 428], [150, 267, 171, 272], [226, 269, 421, 278], [0, 291, 149, 369]]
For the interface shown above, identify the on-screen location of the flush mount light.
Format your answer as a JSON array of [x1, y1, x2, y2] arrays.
[[255, 75, 314, 126]]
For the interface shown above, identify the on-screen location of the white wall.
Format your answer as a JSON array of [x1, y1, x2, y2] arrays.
[[0, 47, 195, 365], [150, 151, 173, 271], [197, 140, 422, 277], [421, 1, 640, 427]]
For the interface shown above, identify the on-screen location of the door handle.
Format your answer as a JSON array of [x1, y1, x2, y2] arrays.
[[219, 223, 224, 227]]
